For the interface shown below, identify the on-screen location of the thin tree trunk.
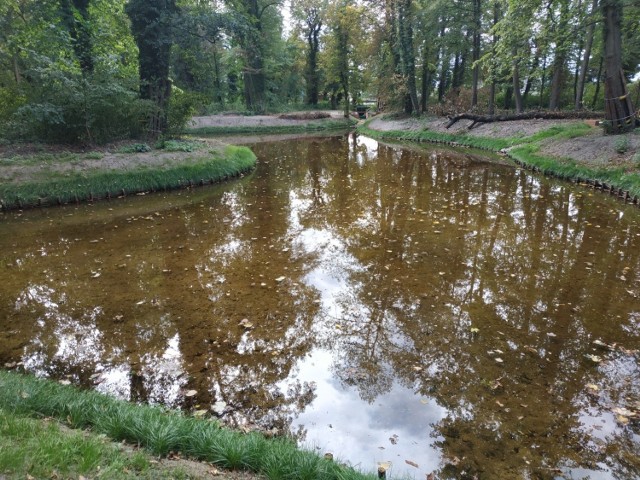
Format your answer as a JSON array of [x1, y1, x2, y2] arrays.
[[420, 43, 430, 112], [549, 0, 570, 110], [576, 0, 599, 109], [471, 0, 482, 108], [591, 55, 604, 109], [539, 56, 548, 108], [512, 49, 523, 113]]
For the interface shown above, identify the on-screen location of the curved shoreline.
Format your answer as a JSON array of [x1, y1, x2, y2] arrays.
[[0, 144, 256, 211], [358, 117, 640, 204]]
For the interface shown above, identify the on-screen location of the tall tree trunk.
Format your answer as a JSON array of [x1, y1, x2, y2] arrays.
[[420, 42, 432, 113], [539, 56, 548, 108], [512, 49, 523, 113], [471, 0, 482, 108], [487, 1, 500, 115], [591, 55, 604, 109], [601, 0, 636, 132], [522, 46, 540, 104], [576, 0, 599, 109], [305, 10, 322, 105], [436, 19, 447, 102], [127, 0, 176, 135], [549, 0, 570, 109], [488, 81, 496, 114], [398, 0, 419, 113], [242, 0, 266, 111]]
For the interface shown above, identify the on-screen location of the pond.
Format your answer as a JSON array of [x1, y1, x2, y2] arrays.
[[1, 134, 639, 479]]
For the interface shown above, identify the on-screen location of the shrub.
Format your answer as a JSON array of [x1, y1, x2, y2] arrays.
[[614, 135, 630, 154], [7, 63, 153, 144], [166, 88, 207, 136]]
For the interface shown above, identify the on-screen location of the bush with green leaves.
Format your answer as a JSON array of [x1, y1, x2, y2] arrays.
[[614, 135, 630, 154], [7, 62, 153, 145], [166, 88, 207, 136]]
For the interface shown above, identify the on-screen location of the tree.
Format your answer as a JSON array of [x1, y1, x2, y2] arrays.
[[601, 0, 636, 132], [60, 0, 94, 74], [291, 0, 327, 106], [224, 0, 283, 112], [126, 0, 177, 134]]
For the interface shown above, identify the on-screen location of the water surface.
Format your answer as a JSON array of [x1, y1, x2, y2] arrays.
[[1, 134, 639, 479]]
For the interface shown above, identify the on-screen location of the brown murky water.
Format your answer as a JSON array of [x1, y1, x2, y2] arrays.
[[1, 134, 640, 479]]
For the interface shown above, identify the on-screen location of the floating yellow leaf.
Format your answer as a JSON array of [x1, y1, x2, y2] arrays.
[[586, 354, 602, 363]]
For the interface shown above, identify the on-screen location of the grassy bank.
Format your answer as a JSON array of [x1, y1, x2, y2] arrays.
[[358, 120, 640, 200], [0, 370, 378, 480], [185, 118, 356, 136], [0, 144, 256, 211], [0, 407, 198, 479]]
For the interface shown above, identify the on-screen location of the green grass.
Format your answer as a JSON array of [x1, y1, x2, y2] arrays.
[[356, 122, 514, 151], [0, 145, 257, 210], [185, 118, 356, 136], [510, 143, 640, 197], [0, 370, 379, 480], [359, 119, 640, 199], [0, 407, 192, 479]]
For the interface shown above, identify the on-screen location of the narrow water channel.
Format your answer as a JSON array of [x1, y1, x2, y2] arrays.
[[1, 134, 639, 479]]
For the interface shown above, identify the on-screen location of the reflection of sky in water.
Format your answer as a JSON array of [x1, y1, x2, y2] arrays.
[[285, 349, 446, 478], [2, 135, 640, 479]]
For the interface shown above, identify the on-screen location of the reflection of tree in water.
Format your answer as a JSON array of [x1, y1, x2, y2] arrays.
[[2, 136, 640, 477], [294, 139, 640, 478]]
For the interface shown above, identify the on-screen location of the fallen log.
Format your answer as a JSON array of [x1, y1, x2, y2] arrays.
[[445, 110, 604, 130]]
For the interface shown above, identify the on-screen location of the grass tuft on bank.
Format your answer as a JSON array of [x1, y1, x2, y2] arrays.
[[0, 145, 256, 210], [0, 370, 379, 480]]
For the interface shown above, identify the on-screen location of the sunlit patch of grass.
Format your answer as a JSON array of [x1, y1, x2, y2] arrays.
[[0, 370, 382, 480]]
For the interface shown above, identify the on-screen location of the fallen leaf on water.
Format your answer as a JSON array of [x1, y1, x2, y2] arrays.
[[593, 339, 612, 349], [405, 459, 419, 468], [389, 434, 399, 445], [91, 272, 101, 278], [496, 400, 504, 408], [495, 358, 504, 364], [185, 390, 198, 397], [211, 401, 227, 415], [193, 409, 208, 417], [239, 319, 254, 329], [613, 407, 636, 417], [585, 354, 602, 363], [616, 415, 630, 425], [275, 276, 286, 282], [586, 384, 600, 392]]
